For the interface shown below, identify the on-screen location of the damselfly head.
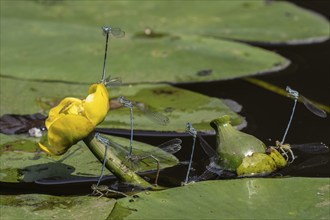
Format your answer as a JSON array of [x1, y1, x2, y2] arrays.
[[186, 122, 197, 137], [286, 86, 299, 99], [186, 122, 192, 130], [118, 96, 133, 108], [102, 26, 111, 35]]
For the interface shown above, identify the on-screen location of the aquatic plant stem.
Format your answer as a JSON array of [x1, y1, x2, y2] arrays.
[[83, 132, 154, 189]]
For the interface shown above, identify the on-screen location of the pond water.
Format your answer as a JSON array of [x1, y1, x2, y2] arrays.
[[149, 0, 330, 179], [145, 0, 330, 180], [1, 0, 329, 196]]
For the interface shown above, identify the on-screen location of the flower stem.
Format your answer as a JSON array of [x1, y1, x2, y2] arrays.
[[83, 132, 154, 189]]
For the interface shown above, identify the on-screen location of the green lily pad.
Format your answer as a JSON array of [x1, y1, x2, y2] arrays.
[[102, 83, 245, 133], [1, 1, 328, 45], [0, 78, 245, 133], [0, 133, 179, 183], [0, 194, 115, 219], [0, 78, 87, 116], [109, 178, 330, 219], [0, 2, 290, 84]]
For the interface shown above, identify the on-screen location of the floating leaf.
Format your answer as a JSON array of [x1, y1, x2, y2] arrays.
[[101, 83, 245, 133], [0, 134, 179, 183], [1, 1, 328, 44], [0, 78, 86, 116], [109, 178, 330, 219], [0, 1, 291, 84], [0, 78, 245, 134], [0, 194, 115, 219]]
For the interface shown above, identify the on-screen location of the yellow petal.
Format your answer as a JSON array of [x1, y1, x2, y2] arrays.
[[38, 133, 55, 155], [40, 115, 94, 155], [84, 83, 109, 125], [46, 97, 83, 129]]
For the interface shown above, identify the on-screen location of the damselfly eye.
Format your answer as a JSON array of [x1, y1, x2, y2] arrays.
[[102, 26, 111, 35], [286, 86, 299, 99]]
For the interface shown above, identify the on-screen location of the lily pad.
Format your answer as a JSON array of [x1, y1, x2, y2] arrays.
[[0, 78, 245, 134], [0, 134, 180, 183], [0, 194, 115, 219], [0, 2, 290, 84], [109, 178, 330, 219], [101, 83, 245, 133], [1, 1, 328, 45]]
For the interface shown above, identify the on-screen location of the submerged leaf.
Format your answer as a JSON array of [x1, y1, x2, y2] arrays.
[[0, 194, 115, 219]]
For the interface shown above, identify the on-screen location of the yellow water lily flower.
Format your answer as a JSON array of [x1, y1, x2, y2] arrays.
[[38, 83, 109, 155]]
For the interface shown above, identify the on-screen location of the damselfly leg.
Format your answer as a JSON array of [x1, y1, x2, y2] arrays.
[[91, 184, 128, 198], [275, 141, 295, 163]]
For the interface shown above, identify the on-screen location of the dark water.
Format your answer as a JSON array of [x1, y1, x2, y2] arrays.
[[145, 0, 330, 180], [1, 0, 329, 195], [176, 0, 330, 178]]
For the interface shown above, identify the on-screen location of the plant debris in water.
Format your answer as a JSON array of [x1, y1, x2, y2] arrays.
[[0, 113, 46, 135]]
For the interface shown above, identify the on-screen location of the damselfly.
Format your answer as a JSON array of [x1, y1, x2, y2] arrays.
[[100, 26, 125, 83], [281, 86, 327, 144], [117, 96, 170, 157], [96, 133, 181, 186], [91, 184, 128, 198], [183, 122, 220, 184]]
